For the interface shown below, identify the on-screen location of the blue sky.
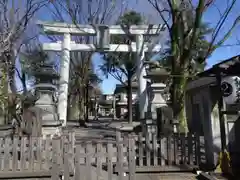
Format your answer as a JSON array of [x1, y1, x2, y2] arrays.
[[33, 0, 240, 94]]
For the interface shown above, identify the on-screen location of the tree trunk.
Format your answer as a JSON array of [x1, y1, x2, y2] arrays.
[[85, 83, 89, 122], [8, 50, 17, 94], [8, 66, 16, 94], [21, 73, 27, 95], [127, 77, 133, 124], [78, 87, 85, 123], [171, 73, 188, 134], [0, 66, 8, 125], [67, 94, 79, 121]]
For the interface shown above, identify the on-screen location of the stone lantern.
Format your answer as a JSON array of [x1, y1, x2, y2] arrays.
[[32, 61, 61, 136], [144, 67, 169, 116], [143, 66, 169, 136]]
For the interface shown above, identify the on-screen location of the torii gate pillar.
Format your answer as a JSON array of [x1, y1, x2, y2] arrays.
[[59, 33, 71, 126], [136, 34, 147, 120]]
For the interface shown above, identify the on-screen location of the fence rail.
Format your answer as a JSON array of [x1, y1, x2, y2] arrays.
[[0, 131, 205, 179]]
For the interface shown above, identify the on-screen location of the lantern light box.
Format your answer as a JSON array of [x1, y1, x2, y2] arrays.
[[221, 76, 240, 104]]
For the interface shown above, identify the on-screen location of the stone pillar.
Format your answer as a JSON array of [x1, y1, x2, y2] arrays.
[[34, 88, 62, 136], [58, 33, 71, 127], [136, 34, 148, 120]]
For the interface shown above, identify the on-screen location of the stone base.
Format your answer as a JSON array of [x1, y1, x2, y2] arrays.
[[0, 125, 13, 137], [42, 120, 62, 127], [119, 124, 134, 131], [141, 118, 157, 137], [66, 120, 80, 127], [42, 126, 62, 138], [108, 122, 140, 132]]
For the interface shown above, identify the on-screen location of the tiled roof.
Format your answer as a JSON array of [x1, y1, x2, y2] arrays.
[[198, 55, 240, 77]]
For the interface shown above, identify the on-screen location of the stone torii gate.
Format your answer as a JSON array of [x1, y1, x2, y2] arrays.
[[37, 21, 165, 126]]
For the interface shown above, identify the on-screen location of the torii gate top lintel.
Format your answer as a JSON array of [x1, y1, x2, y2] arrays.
[[37, 20, 166, 36]]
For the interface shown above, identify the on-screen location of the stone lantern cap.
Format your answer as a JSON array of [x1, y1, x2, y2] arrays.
[[33, 63, 59, 79], [144, 67, 169, 83]]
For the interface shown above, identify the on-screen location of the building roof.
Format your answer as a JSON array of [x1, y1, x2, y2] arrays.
[[198, 55, 240, 77], [114, 79, 139, 94], [98, 100, 113, 105], [97, 94, 114, 105], [186, 55, 240, 90]]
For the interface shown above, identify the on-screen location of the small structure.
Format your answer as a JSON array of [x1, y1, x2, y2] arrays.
[[186, 55, 240, 172], [114, 80, 138, 119], [97, 94, 115, 118], [32, 61, 61, 136]]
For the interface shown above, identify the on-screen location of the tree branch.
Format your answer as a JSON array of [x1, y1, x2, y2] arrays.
[[147, 0, 171, 32], [205, 0, 239, 57]]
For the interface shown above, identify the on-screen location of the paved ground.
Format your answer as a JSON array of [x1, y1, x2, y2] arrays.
[[70, 118, 141, 140], [79, 165, 197, 180], [86, 118, 141, 130], [136, 173, 197, 180]]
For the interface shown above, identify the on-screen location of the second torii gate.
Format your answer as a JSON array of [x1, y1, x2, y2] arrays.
[[37, 21, 165, 126]]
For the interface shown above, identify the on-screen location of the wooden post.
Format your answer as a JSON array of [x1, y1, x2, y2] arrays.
[[216, 73, 227, 152], [86, 143, 92, 180], [113, 95, 116, 120], [145, 132, 151, 166], [116, 131, 124, 180], [20, 137, 27, 170], [75, 144, 81, 180], [128, 134, 136, 180], [51, 136, 60, 180], [138, 133, 143, 166], [107, 143, 113, 180], [63, 137, 70, 180], [96, 143, 103, 180], [3, 137, 10, 171], [12, 136, 18, 171]]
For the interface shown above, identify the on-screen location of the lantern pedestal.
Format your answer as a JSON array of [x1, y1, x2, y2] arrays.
[[0, 125, 13, 137]]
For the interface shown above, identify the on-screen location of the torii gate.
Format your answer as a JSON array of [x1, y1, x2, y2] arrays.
[[37, 21, 165, 126]]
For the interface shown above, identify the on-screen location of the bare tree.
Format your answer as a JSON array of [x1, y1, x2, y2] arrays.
[[147, 0, 240, 133], [0, 0, 48, 125], [0, 0, 48, 93]]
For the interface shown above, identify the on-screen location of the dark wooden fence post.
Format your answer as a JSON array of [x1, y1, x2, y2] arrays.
[[128, 133, 136, 180]]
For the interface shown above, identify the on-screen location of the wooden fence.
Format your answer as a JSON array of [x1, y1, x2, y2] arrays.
[[0, 133, 134, 180], [118, 132, 205, 172], [0, 131, 205, 179]]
